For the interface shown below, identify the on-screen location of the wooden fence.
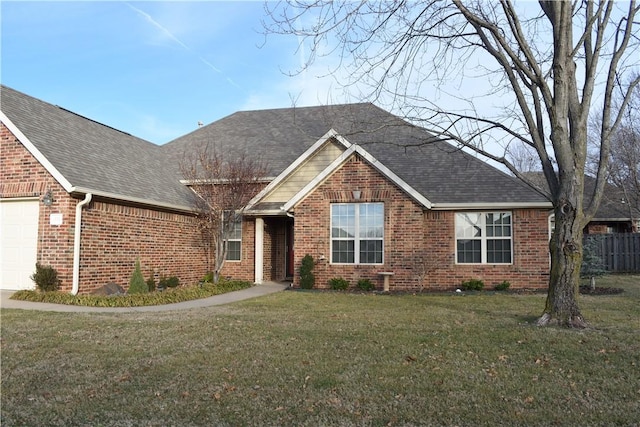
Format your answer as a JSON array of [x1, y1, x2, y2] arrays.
[[584, 233, 640, 273]]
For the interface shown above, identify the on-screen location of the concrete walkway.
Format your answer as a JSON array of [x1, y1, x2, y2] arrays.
[[0, 282, 289, 313]]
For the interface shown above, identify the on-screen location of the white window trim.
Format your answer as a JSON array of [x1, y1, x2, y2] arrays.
[[455, 211, 513, 265], [223, 212, 242, 262], [330, 202, 384, 265]]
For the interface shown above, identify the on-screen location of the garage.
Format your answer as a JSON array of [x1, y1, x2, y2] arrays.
[[0, 199, 39, 290]]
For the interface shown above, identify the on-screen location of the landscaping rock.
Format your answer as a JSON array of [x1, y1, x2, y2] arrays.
[[91, 282, 125, 296]]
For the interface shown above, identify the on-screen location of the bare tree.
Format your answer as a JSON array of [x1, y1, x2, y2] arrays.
[[507, 143, 543, 174], [587, 79, 640, 231], [264, 1, 639, 327], [181, 143, 267, 284], [608, 84, 640, 231]]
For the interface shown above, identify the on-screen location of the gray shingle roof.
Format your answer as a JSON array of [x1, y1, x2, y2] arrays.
[[1, 85, 195, 210], [524, 172, 639, 220], [164, 103, 550, 206], [2, 86, 549, 209]]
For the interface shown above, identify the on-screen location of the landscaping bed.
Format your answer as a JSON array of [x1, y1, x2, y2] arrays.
[[9, 280, 253, 307]]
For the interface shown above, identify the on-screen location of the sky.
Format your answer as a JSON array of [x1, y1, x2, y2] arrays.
[[1, 1, 352, 144]]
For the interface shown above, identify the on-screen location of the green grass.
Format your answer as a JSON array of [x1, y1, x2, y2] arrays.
[[1, 275, 638, 426]]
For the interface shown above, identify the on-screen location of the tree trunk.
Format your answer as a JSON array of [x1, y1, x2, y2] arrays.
[[213, 237, 225, 285], [537, 201, 588, 328]]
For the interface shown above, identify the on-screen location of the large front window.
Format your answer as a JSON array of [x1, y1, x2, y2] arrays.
[[331, 203, 384, 264], [456, 212, 512, 264]]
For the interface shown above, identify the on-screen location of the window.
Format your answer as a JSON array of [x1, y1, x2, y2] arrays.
[[331, 203, 384, 264], [223, 211, 242, 261], [456, 212, 512, 264]]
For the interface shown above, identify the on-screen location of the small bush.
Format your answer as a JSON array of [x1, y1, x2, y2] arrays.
[[300, 254, 315, 289], [328, 277, 349, 291], [357, 278, 375, 291], [494, 281, 510, 291], [128, 259, 148, 294], [581, 237, 606, 279], [146, 273, 156, 292], [461, 278, 484, 291], [30, 263, 61, 292], [159, 276, 180, 289], [202, 272, 214, 283]]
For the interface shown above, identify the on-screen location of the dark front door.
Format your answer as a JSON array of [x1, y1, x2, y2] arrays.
[[285, 220, 294, 278]]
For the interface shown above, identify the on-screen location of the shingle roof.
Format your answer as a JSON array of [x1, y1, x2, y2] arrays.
[[164, 103, 550, 206], [1, 85, 195, 210], [523, 172, 639, 220], [2, 86, 549, 209]]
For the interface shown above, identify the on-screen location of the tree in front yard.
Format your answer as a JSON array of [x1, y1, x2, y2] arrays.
[[264, 1, 639, 327], [181, 142, 267, 284]]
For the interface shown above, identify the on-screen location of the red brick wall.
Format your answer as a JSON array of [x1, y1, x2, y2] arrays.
[[292, 154, 551, 291], [79, 202, 206, 293], [219, 217, 255, 282], [1, 123, 208, 293], [2, 123, 77, 288]]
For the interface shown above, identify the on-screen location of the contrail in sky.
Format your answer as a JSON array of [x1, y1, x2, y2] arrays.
[[124, 1, 240, 88]]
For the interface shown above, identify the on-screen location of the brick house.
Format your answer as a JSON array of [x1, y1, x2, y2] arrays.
[[1, 86, 204, 293], [524, 172, 640, 234], [1, 85, 553, 293]]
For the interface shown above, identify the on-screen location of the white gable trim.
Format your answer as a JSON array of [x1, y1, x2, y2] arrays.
[[282, 142, 433, 211], [68, 186, 195, 213], [432, 202, 553, 210], [1, 111, 73, 192], [245, 129, 350, 210]]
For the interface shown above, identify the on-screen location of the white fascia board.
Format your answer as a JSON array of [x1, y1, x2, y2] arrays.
[[282, 144, 433, 211], [431, 202, 553, 210], [245, 129, 349, 210], [243, 209, 288, 217], [69, 186, 196, 214], [0, 111, 74, 192], [590, 217, 635, 221], [180, 177, 276, 185]]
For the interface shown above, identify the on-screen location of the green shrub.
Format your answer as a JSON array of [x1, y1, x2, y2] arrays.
[[328, 277, 349, 291], [159, 276, 180, 289], [128, 258, 148, 294], [146, 273, 156, 292], [300, 254, 315, 289], [202, 272, 214, 283], [357, 278, 375, 291], [461, 278, 484, 291], [30, 263, 61, 292], [494, 280, 510, 291], [581, 237, 606, 279]]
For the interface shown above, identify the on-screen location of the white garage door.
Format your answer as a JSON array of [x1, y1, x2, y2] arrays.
[[0, 199, 39, 290]]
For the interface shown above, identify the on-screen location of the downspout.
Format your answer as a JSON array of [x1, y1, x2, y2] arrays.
[[71, 193, 92, 295]]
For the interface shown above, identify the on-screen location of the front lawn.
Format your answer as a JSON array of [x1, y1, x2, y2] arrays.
[[1, 275, 638, 426]]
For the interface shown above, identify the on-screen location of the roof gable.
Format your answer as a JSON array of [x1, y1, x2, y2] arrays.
[[282, 134, 433, 211], [259, 133, 347, 206], [167, 103, 550, 208]]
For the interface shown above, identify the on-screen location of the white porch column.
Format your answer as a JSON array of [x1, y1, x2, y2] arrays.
[[254, 218, 264, 284]]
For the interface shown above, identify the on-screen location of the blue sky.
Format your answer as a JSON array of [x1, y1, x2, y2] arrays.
[[1, 1, 349, 144]]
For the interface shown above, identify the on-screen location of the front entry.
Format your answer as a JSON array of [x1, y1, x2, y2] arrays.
[[285, 220, 294, 279]]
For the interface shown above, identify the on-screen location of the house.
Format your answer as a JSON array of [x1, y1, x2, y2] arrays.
[[1, 86, 203, 292], [1, 85, 553, 293], [523, 172, 640, 234]]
